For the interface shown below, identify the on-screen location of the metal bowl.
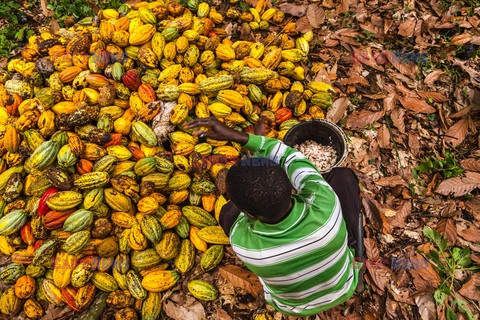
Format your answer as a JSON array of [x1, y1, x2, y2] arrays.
[[283, 119, 348, 172]]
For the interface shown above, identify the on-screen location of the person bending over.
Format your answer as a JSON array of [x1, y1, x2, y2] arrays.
[[185, 117, 362, 317]]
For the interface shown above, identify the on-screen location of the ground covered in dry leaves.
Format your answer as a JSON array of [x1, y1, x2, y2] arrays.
[[199, 0, 480, 319], [4, 0, 480, 319]]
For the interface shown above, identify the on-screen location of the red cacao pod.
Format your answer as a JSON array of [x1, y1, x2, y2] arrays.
[[122, 69, 141, 91], [38, 187, 59, 216]]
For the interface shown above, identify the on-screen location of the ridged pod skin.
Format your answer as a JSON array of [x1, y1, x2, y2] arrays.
[[142, 292, 162, 320], [126, 270, 147, 300], [182, 206, 217, 228], [0, 287, 21, 314], [131, 249, 162, 270], [141, 270, 180, 292], [14, 275, 36, 299], [197, 226, 230, 244], [173, 239, 195, 273], [200, 245, 224, 272], [52, 251, 76, 288], [187, 279, 218, 301], [189, 226, 208, 252], [91, 271, 119, 292], [155, 231, 181, 260]]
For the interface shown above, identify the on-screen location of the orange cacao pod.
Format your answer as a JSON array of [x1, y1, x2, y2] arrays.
[[138, 83, 156, 103]]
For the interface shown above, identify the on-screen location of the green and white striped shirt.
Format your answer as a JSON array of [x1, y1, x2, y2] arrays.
[[229, 134, 359, 316]]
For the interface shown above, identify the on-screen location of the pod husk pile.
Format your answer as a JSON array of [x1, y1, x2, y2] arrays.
[[0, 0, 335, 318]]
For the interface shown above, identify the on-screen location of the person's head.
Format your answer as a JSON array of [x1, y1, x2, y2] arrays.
[[226, 156, 292, 223]]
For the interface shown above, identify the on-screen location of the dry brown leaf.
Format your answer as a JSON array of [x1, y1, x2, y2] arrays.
[[367, 268, 390, 295], [450, 106, 472, 119], [0, 58, 7, 70], [458, 274, 480, 301], [336, 0, 350, 14], [376, 124, 391, 149], [352, 47, 384, 72], [375, 175, 407, 187], [362, 197, 384, 233], [444, 118, 468, 147], [242, 0, 259, 7], [414, 254, 441, 287], [371, 199, 392, 234], [306, 4, 325, 28], [278, 3, 306, 17], [409, 269, 431, 292], [424, 70, 445, 85], [436, 172, 480, 197], [217, 308, 233, 320], [417, 91, 449, 103], [219, 265, 263, 297], [345, 110, 385, 130], [296, 16, 312, 33], [458, 273, 480, 301], [391, 107, 406, 133], [383, 91, 397, 113], [466, 196, 480, 214], [435, 219, 457, 245], [339, 76, 369, 86], [450, 33, 473, 45], [388, 201, 411, 228], [399, 97, 436, 114], [385, 51, 418, 78], [461, 158, 480, 172], [415, 295, 437, 320], [49, 19, 60, 35], [240, 23, 255, 42], [408, 132, 421, 156], [398, 17, 416, 37], [364, 238, 380, 260], [164, 297, 206, 320], [457, 225, 480, 242], [326, 97, 349, 124]]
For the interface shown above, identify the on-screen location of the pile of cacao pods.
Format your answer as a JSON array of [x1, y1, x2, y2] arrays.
[[0, 0, 336, 318]]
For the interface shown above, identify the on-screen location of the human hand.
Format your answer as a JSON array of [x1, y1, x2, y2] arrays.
[[254, 115, 275, 136], [184, 117, 249, 145]]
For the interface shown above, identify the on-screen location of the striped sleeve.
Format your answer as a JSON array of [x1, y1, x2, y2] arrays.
[[243, 134, 332, 196]]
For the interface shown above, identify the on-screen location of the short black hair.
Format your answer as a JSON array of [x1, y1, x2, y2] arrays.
[[226, 156, 292, 223]]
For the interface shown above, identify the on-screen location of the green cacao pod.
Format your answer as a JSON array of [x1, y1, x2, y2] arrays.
[[131, 121, 157, 147], [71, 262, 93, 288], [91, 271, 119, 292], [0, 263, 25, 284], [187, 280, 218, 301], [181, 206, 216, 228], [0, 210, 27, 236], [126, 270, 147, 300], [74, 172, 110, 189], [174, 216, 190, 238], [131, 249, 162, 270], [155, 231, 181, 260], [29, 140, 59, 170], [200, 245, 224, 272], [139, 215, 163, 245], [63, 209, 93, 232], [190, 179, 216, 195], [62, 230, 90, 254], [173, 239, 195, 273], [142, 292, 162, 320]]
